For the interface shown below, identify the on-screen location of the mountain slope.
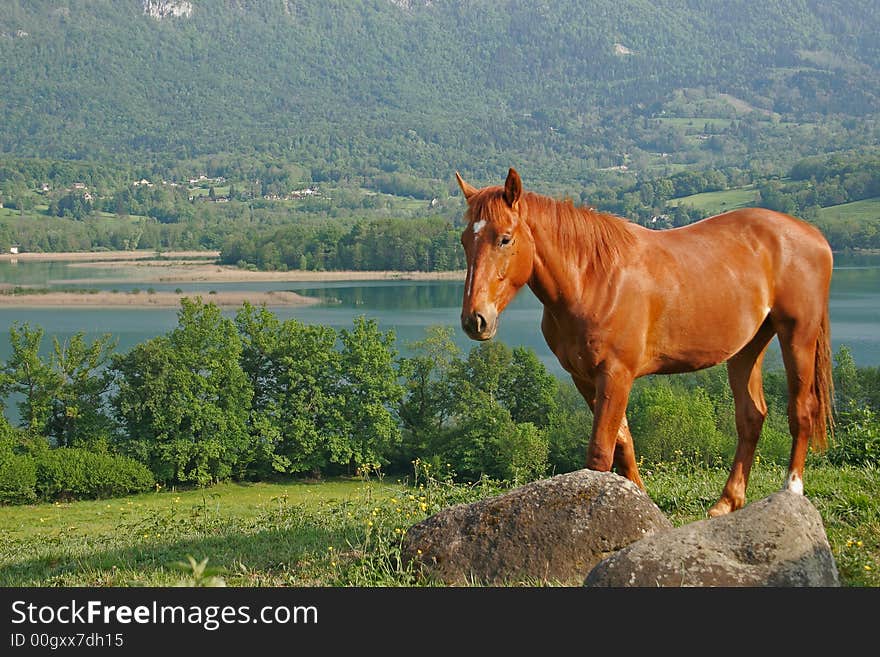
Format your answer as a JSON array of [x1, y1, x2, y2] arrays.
[[1, 0, 879, 183]]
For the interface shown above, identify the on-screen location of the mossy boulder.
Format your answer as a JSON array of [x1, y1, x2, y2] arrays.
[[585, 490, 839, 587], [402, 469, 672, 585]]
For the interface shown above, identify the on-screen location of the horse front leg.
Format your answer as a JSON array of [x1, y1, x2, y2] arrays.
[[573, 373, 644, 489], [612, 416, 645, 490], [586, 368, 636, 481]]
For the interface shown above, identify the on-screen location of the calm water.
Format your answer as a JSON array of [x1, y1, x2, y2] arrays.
[[0, 254, 878, 376]]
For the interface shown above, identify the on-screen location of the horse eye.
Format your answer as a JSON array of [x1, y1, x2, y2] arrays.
[[499, 235, 513, 247]]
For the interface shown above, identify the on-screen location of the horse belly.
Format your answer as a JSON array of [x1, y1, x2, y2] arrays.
[[646, 280, 770, 375]]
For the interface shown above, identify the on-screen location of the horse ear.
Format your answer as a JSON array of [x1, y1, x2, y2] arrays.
[[455, 171, 478, 200], [504, 167, 522, 208]]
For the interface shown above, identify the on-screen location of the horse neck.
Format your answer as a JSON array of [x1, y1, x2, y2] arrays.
[[523, 194, 632, 308]]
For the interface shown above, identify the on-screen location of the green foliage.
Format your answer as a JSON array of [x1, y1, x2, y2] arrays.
[[221, 216, 466, 272], [3, 305, 880, 505], [1, 323, 56, 432], [0, 423, 36, 504], [236, 303, 343, 477], [171, 555, 227, 588], [828, 403, 880, 467], [337, 317, 405, 469], [498, 347, 559, 427], [397, 325, 461, 468], [628, 379, 730, 467], [0, 452, 36, 505], [1, 1, 878, 181], [0, 1, 878, 263], [496, 422, 550, 485], [546, 382, 593, 474], [31, 448, 154, 502], [0, 324, 116, 446], [111, 298, 253, 485], [398, 336, 557, 482]]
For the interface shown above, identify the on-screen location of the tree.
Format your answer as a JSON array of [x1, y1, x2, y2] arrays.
[[235, 302, 344, 477], [498, 346, 558, 427], [45, 332, 116, 449], [0, 324, 116, 448], [397, 325, 461, 466], [546, 381, 593, 474], [833, 345, 860, 408], [496, 421, 549, 484], [628, 380, 728, 466], [1, 324, 58, 434], [111, 298, 253, 485], [336, 316, 405, 471]]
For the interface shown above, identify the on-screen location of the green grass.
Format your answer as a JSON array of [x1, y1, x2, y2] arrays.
[[817, 197, 880, 223], [655, 117, 733, 132], [0, 464, 876, 587], [667, 185, 758, 215], [0, 207, 44, 221]]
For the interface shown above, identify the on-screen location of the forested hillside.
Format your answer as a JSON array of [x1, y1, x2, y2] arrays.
[[2, 0, 879, 185]]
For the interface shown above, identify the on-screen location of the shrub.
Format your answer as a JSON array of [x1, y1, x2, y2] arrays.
[[0, 453, 37, 504], [827, 404, 880, 467], [496, 422, 549, 485], [33, 448, 154, 501], [628, 381, 731, 467]]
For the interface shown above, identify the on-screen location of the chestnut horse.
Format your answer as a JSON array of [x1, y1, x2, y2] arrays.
[[456, 168, 833, 516]]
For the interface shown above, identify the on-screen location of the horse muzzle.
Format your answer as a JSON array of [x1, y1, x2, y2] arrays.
[[461, 307, 498, 341]]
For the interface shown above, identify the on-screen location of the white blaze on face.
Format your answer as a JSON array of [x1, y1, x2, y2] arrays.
[[466, 220, 487, 299], [785, 471, 804, 495]]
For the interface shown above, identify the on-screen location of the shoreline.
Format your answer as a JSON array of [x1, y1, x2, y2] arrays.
[[0, 250, 219, 262], [1, 250, 466, 283], [65, 263, 468, 283], [0, 289, 322, 308]]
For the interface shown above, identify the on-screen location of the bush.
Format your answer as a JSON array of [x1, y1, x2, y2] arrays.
[[629, 381, 731, 467], [827, 404, 880, 467], [33, 448, 154, 501], [0, 453, 37, 504], [497, 422, 549, 484]]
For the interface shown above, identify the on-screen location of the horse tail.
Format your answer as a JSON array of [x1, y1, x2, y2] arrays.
[[812, 305, 834, 450]]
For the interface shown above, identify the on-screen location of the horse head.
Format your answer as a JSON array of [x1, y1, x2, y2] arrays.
[[457, 168, 535, 341]]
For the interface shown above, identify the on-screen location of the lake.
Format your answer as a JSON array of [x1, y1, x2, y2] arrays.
[[0, 253, 878, 378]]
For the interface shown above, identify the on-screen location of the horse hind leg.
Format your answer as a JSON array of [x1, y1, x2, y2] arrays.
[[708, 321, 775, 517], [775, 316, 826, 497]]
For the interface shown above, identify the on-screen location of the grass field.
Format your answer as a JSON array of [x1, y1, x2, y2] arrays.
[[1, 462, 876, 587], [667, 186, 758, 215], [654, 117, 734, 132], [817, 197, 880, 223]]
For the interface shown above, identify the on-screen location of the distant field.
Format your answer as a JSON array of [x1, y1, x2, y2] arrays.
[[655, 117, 734, 132], [667, 185, 758, 214], [818, 197, 880, 223], [0, 207, 41, 220]]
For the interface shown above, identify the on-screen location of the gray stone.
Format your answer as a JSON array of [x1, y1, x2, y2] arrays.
[[402, 469, 672, 585], [584, 490, 839, 587]]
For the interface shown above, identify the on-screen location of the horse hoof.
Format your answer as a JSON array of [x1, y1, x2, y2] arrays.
[[707, 499, 734, 517]]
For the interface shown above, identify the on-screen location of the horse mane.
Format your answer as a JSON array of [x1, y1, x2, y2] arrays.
[[523, 192, 635, 273]]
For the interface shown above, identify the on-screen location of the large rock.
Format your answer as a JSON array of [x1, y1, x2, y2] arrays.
[[584, 490, 839, 587], [402, 469, 672, 585]]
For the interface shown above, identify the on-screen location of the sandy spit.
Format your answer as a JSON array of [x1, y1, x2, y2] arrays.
[[2, 250, 467, 284], [0, 290, 321, 308], [64, 263, 467, 283], [0, 250, 219, 262]]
